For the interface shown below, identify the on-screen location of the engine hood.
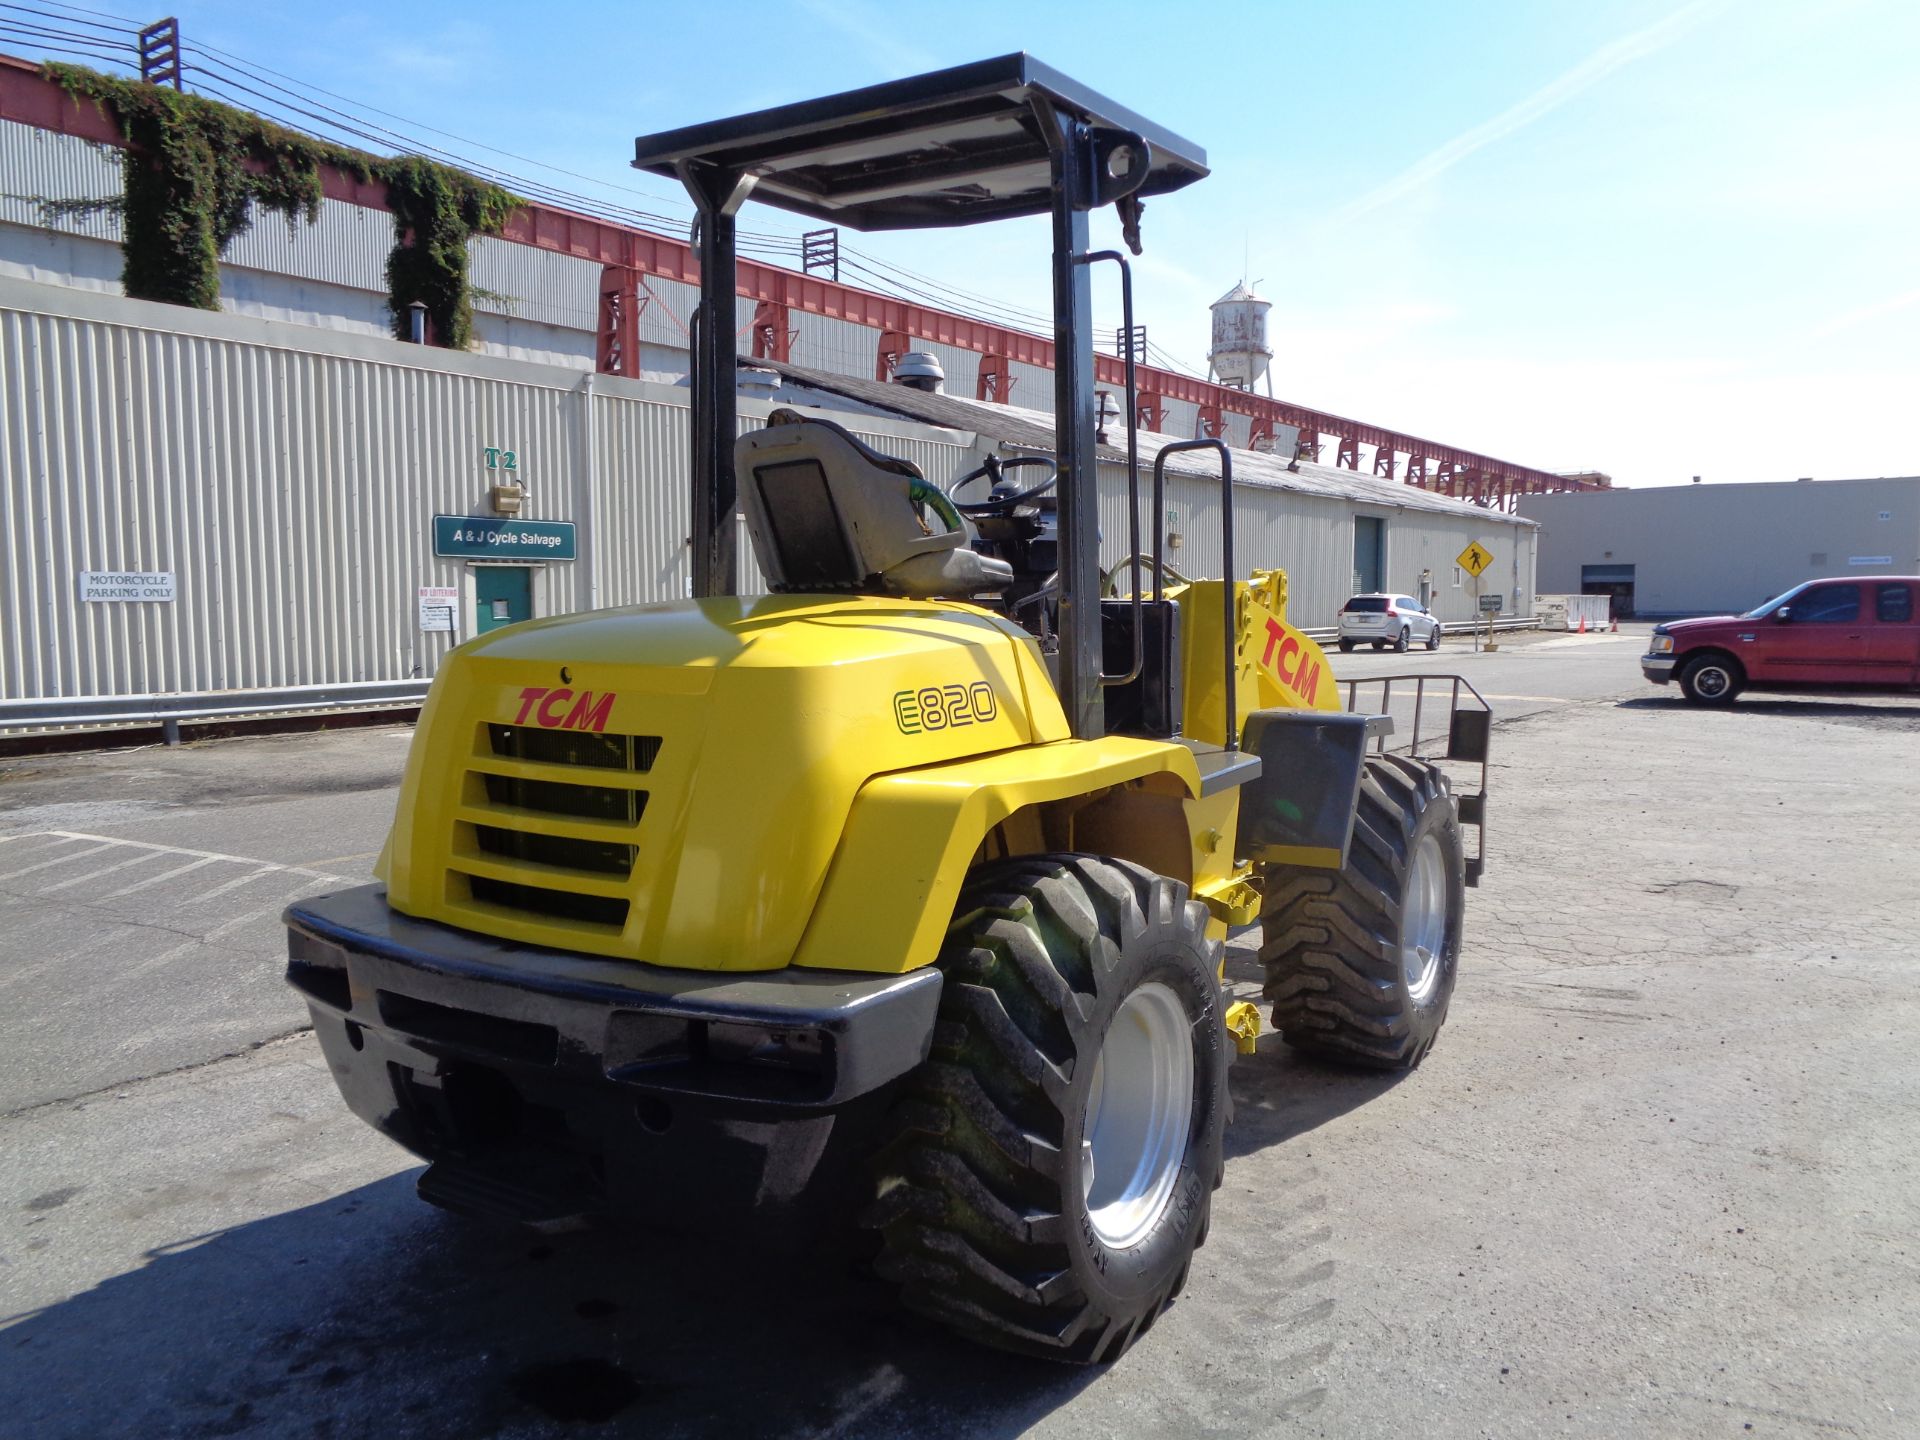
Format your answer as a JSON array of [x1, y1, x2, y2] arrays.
[[380, 595, 1067, 971], [1658, 614, 1743, 633]]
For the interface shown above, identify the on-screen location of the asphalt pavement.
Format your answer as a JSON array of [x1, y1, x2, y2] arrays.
[[4, 625, 1917, 1438]]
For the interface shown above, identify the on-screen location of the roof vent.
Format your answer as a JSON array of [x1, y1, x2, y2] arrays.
[[893, 351, 946, 393], [736, 363, 782, 398]]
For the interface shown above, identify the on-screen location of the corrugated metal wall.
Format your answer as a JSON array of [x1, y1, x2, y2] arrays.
[[0, 121, 1298, 442], [1094, 460, 1535, 628], [0, 119, 121, 240], [0, 279, 980, 706]]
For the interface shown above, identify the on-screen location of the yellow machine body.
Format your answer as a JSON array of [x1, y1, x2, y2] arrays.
[[378, 572, 1338, 978], [1168, 569, 1341, 742]]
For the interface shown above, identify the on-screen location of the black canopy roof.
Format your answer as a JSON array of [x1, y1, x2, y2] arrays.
[[631, 53, 1208, 230]]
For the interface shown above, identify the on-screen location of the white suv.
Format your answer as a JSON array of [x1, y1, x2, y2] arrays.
[[1337, 593, 1442, 652]]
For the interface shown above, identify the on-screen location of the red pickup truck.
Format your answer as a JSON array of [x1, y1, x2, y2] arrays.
[[1643, 577, 1920, 704]]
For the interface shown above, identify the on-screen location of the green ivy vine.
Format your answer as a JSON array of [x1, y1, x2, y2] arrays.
[[42, 64, 518, 346], [380, 156, 521, 350]]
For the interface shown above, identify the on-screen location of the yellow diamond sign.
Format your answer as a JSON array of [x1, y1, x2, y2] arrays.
[[1457, 541, 1494, 577]]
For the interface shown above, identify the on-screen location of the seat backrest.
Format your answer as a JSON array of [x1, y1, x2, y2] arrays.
[[735, 412, 1011, 599]]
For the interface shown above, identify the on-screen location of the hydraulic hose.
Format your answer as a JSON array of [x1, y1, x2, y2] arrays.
[[910, 477, 966, 533]]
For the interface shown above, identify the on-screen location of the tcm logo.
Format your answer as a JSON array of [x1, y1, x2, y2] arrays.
[[895, 682, 998, 734], [1260, 620, 1324, 703], [513, 687, 616, 732]]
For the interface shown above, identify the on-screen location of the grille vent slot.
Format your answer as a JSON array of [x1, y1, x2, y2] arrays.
[[467, 875, 631, 929], [482, 774, 647, 825], [474, 825, 636, 877], [488, 724, 661, 772], [453, 720, 662, 936]]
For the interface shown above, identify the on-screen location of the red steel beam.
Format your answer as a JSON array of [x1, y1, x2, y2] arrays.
[[978, 352, 1015, 404], [0, 53, 1599, 498]]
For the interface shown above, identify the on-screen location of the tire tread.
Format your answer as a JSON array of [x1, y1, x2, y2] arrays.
[[1258, 757, 1461, 1069], [866, 855, 1217, 1363]]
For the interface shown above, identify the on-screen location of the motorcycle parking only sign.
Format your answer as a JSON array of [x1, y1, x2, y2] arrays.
[[80, 571, 175, 602]]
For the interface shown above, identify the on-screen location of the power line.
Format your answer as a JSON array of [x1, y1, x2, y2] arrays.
[[22, 0, 141, 23], [837, 246, 1053, 329], [184, 58, 687, 229], [3, 9, 1212, 359], [179, 49, 834, 260], [0, 30, 132, 67], [0, 1, 135, 37], [188, 33, 729, 223], [1144, 339, 1209, 380], [174, 40, 1093, 333], [837, 256, 1057, 333]]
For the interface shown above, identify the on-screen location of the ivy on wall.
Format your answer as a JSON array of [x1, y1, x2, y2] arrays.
[[42, 64, 519, 347], [381, 157, 521, 351]]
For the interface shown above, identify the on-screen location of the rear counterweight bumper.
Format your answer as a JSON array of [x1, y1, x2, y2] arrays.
[[284, 885, 940, 1235]]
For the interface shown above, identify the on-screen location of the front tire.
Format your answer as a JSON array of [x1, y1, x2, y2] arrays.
[[865, 855, 1226, 1364], [1426, 623, 1442, 651], [1258, 757, 1464, 1069], [1678, 653, 1742, 705]]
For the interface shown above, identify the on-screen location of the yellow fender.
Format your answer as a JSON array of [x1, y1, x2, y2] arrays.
[[792, 736, 1203, 975]]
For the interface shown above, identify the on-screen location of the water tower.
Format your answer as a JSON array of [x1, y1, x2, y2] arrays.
[[1207, 281, 1272, 392]]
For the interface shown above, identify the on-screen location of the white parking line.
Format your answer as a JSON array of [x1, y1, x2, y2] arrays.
[[32, 832, 344, 882], [0, 840, 120, 882], [39, 848, 166, 893], [105, 856, 220, 898], [185, 866, 285, 905], [124, 875, 347, 978], [2, 832, 353, 906]]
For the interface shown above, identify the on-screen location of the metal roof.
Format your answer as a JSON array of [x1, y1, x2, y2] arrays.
[[756, 359, 1536, 526], [631, 54, 1208, 231]]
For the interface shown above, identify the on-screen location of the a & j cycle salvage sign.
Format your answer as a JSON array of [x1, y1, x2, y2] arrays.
[[432, 516, 576, 560]]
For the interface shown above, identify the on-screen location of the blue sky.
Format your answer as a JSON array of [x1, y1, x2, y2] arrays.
[[55, 1, 1920, 485]]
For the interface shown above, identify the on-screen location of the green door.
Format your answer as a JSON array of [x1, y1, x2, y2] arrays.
[[475, 566, 532, 633], [1352, 516, 1384, 594]]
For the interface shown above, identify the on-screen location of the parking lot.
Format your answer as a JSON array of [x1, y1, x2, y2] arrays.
[[3, 627, 1917, 1439]]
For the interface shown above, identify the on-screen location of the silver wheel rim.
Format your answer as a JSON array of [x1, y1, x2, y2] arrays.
[[1694, 665, 1730, 698], [1402, 833, 1449, 1002], [1081, 982, 1193, 1250]]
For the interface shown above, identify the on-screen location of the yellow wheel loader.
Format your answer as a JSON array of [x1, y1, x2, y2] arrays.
[[285, 55, 1490, 1364]]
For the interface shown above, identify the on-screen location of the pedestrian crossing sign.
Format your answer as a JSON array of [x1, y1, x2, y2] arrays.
[[1457, 541, 1494, 577]]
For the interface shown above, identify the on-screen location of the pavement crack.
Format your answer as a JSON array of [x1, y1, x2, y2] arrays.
[[0, 1026, 315, 1122]]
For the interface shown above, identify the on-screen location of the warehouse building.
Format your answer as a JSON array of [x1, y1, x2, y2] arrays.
[[1522, 477, 1920, 618], [0, 62, 1538, 731], [1, 276, 1535, 729], [755, 359, 1536, 628]]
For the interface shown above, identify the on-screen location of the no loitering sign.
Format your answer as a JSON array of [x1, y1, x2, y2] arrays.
[[80, 571, 175, 602]]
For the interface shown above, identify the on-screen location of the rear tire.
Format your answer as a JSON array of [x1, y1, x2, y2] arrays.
[[1394, 627, 1411, 653], [1678, 653, 1742, 705], [1338, 639, 1355, 653], [865, 855, 1226, 1364], [1258, 757, 1464, 1069]]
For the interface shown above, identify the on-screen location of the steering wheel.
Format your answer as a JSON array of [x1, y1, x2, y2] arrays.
[[948, 455, 1060, 516]]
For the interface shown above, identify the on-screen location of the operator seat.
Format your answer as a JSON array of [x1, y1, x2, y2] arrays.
[[736, 411, 1013, 599]]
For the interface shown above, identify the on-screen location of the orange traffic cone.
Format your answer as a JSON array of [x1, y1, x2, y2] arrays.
[[1578, 613, 1587, 634], [1610, 616, 1618, 633]]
